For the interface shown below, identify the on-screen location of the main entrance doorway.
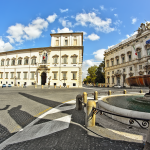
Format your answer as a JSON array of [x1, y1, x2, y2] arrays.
[[117, 77, 120, 85], [41, 72, 46, 85]]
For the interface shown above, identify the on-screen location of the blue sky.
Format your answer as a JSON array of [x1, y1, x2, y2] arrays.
[[0, 0, 150, 79]]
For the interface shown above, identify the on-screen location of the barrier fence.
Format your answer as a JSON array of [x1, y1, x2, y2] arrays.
[[76, 89, 150, 149]]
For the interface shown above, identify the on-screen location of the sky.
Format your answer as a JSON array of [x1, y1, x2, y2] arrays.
[[0, 0, 150, 79]]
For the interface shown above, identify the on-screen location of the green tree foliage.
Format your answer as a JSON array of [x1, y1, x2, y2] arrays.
[[83, 59, 105, 84], [87, 65, 98, 83]]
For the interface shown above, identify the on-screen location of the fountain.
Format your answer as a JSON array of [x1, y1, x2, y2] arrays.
[[98, 74, 150, 149]]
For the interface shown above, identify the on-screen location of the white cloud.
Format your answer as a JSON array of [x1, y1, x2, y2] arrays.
[[114, 14, 118, 17], [108, 45, 114, 49], [51, 30, 56, 33], [100, 5, 106, 10], [92, 8, 100, 14], [82, 59, 100, 80], [75, 12, 114, 33], [86, 33, 100, 41], [60, 8, 68, 13], [52, 27, 73, 33], [59, 18, 73, 28], [0, 37, 13, 52], [93, 49, 105, 61], [132, 18, 137, 24], [110, 8, 116, 11], [47, 13, 57, 23], [114, 20, 122, 26], [126, 31, 138, 38], [7, 17, 48, 43]]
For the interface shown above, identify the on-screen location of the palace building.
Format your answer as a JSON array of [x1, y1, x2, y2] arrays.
[[104, 23, 150, 87], [0, 32, 83, 87]]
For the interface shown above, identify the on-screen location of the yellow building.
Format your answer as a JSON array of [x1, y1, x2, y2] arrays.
[[0, 32, 83, 87]]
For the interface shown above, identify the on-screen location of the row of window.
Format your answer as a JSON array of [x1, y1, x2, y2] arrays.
[[107, 65, 143, 75], [0, 57, 77, 66], [55, 39, 77, 46], [0, 72, 77, 80]]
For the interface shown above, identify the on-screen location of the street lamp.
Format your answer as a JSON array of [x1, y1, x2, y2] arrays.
[[48, 76, 51, 88]]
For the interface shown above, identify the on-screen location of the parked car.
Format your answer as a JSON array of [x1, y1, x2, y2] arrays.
[[2, 84, 6, 88], [8, 84, 12, 87], [113, 85, 122, 88]]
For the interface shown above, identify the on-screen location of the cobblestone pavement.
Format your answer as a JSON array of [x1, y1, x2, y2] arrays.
[[0, 86, 148, 150]]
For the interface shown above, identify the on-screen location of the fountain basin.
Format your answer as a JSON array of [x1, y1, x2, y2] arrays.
[[98, 93, 150, 128]]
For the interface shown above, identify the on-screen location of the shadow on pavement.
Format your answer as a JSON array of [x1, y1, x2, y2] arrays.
[[0, 105, 10, 111], [19, 92, 61, 107]]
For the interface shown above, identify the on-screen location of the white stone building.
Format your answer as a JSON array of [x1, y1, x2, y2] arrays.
[[104, 23, 150, 87], [0, 32, 83, 87]]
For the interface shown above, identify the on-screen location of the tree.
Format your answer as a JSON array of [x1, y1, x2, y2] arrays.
[[95, 64, 105, 83], [87, 65, 98, 84]]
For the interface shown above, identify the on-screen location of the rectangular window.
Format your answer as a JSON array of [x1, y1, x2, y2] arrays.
[[129, 55, 132, 61], [73, 57, 77, 64], [74, 39, 77, 46], [11, 73, 13, 78], [31, 59, 36, 65], [137, 51, 141, 59], [108, 72, 109, 75], [5, 73, 8, 79], [63, 57, 67, 64], [112, 71, 114, 74], [18, 60, 22, 65], [54, 58, 57, 64], [1, 61, 4, 66], [108, 78, 109, 83], [73, 83, 76, 86], [117, 59, 119, 65], [24, 73, 27, 79], [0, 73, 3, 78], [111, 61, 114, 66], [11, 60, 15, 65], [73, 73, 76, 79], [56, 40, 59, 46], [65, 40, 68, 46], [24, 59, 28, 65], [54, 73, 57, 79], [63, 73, 67, 79], [147, 49, 150, 56], [130, 67, 132, 71], [139, 65, 142, 69], [122, 57, 125, 63], [31, 72, 34, 79], [112, 77, 114, 83], [17, 72, 20, 79], [123, 68, 126, 72], [7, 60, 9, 66], [107, 62, 109, 67]]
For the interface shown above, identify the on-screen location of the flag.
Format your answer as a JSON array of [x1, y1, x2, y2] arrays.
[[43, 56, 45, 60], [133, 45, 137, 55]]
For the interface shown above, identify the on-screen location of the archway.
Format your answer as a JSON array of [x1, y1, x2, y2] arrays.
[[41, 72, 46, 85]]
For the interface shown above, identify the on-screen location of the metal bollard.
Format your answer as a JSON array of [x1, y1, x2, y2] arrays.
[[140, 89, 143, 93], [54, 85, 56, 88], [108, 90, 111, 95], [76, 94, 82, 110], [143, 121, 150, 150], [94, 91, 98, 100], [85, 100, 96, 127], [42, 85, 43, 89], [60, 85, 61, 88], [123, 90, 126, 94], [83, 92, 87, 104], [35, 85, 37, 88]]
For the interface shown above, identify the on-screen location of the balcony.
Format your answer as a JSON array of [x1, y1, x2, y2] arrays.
[[114, 70, 122, 76]]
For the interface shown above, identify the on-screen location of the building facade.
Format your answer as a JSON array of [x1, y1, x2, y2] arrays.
[[0, 32, 83, 87], [104, 23, 150, 87]]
